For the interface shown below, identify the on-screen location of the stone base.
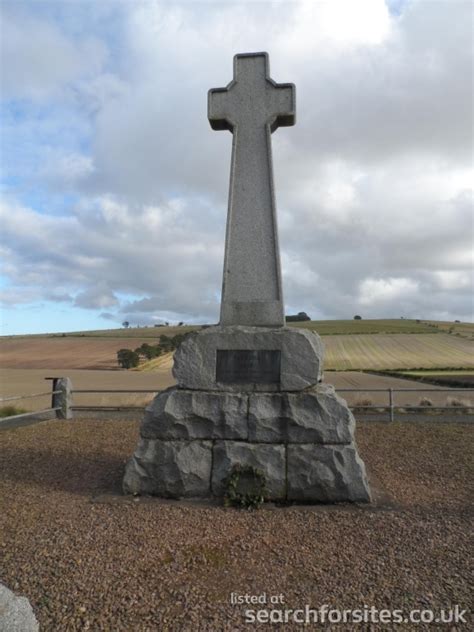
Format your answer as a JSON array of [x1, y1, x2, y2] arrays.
[[173, 325, 324, 391], [123, 385, 371, 503]]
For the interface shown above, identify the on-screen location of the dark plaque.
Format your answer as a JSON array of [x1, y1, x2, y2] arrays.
[[216, 350, 281, 384]]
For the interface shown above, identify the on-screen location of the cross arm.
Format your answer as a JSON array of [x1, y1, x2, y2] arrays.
[[208, 87, 234, 132], [268, 81, 296, 132]]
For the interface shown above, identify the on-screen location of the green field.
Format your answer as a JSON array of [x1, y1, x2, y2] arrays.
[[424, 321, 474, 339], [390, 369, 474, 388], [399, 370, 474, 376], [2, 318, 462, 340], [1, 324, 199, 340], [290, 319, 441, 335], [323, 333, 473, 371]]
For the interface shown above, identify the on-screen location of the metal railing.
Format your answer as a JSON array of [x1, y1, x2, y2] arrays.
[[0, 377, 72, 427], [0, 391, 61, 421], [66, 384, 474, 421], [1, 379, 472, 426], [72, 388, 159, 412], [337, 387, 473, 422]]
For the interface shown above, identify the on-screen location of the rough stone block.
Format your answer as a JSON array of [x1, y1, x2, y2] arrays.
[[248, 384, 354, 443], [0, 583, 39, 632], [123, 438, 212, 498], [287, 443, 371, 503], [52, 377, 73, 420], [212, 441, 286, 499], [173, 325, 323, 391], [141, 387, 248, 440]]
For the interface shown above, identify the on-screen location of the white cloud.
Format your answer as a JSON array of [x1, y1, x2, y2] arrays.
[[0, 195, 224, 322], [433, 271, 472, 291], [74, 285, 118, 309], [278, 0, 392, 59], [0, 0, 473, 328], [40, 152, 95, 187], [0, 10, 107, 101], [359, 277, 419, 306]]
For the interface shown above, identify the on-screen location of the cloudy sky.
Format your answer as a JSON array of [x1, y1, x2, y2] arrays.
[[0, 0, 472, 335]]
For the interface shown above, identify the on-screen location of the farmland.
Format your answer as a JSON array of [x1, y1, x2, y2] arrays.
[[1, 320, 472, 371], [0, 332, 471, 372], [0, 367, 175, 412], [424, 320, 474, 339], [326, 371, 472, 407], [292, 318, 441, 335], [1, 324, 198, 340], [396, 370, 474, 388], [1, 320, 472, 411], [0, 337, 161, 370], [0, 318, 461, 340], [322, 333, 473, 371]]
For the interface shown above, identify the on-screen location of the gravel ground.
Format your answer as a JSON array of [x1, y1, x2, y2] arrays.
[[1, 418, 472, 631]]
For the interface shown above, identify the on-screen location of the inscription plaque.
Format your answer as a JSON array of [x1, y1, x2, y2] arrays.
[[216, 349, 281, 384]]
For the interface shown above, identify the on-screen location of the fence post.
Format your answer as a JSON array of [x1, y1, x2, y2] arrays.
[[52, 378, 73, 419], [388, 388, 394, 423]]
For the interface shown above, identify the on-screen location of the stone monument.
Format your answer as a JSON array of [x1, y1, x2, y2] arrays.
[[123, 52, 371, 503]]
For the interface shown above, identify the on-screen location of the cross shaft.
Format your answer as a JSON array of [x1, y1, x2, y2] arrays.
[[208, 52, 295, 327]]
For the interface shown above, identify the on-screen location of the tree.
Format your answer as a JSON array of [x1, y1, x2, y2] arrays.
[[159, 334, 183, 352], [135, 343, 150, 360], [117, 348, 140, 369], [122, 321, 130, 328], [171, 333, 187, 348], [353, 315, 362, 320], [157, 333, 189, 354], [135, 343, 162, 360], [286, 311, 311, 322]]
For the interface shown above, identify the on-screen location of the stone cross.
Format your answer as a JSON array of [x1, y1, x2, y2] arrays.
[[208, 52, 295, 327], [124, 55, 371, 505]]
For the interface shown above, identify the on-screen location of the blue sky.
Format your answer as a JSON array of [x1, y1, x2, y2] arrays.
[[1, 0, 473, 335]]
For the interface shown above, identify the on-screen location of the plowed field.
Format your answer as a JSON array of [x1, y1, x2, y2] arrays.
[[1, 333, 472, 371]]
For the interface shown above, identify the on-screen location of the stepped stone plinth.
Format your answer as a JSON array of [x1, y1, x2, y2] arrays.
[[124, 385, 370, 502]]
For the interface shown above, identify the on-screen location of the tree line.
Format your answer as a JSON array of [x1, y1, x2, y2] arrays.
[[117, 334, 188, 369]]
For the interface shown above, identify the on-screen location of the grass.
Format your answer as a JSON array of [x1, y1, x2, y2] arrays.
[[378, 369, 474, 389], [0, 405, 27, 418], [133, 353, 174, 372], [0, 324, 200, 340], [4, 319, 470, 341], [65, 325, 200, 338], [398, 370, 474, 376], [425, 321, 474, 339], [290, 318, 442, 335]]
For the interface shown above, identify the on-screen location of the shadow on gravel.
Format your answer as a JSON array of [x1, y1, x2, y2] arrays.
[[0, 445, 126, 495]]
